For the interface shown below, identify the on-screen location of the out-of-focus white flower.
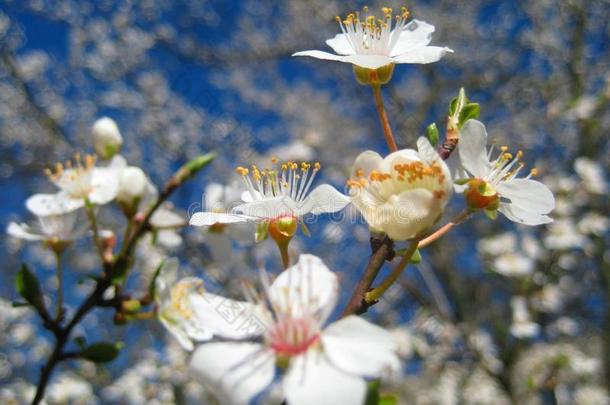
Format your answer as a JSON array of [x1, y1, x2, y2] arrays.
[[458, 120, 555, 225], [578, 212, 609, 236], [149, 206, 185, 249], [26, 154, 126, 216], [116, 166, 149, 205], [92, 117, 123, 159], [543, 218, 587, 250], [267, 140, 314, 162], [7, 210, 88, 247], [493, 252, 534, 277], [189, 254, 400, 405], [477, 232, 517, 256], [293, 7, 452, 70], [574, 385, 610, 405], [574, 157, 607, 194], [347, 137, 452, 240], [46, 372, 96, 404], [510, 296, 539, 339], [190, 160, 349, 232], [154, 259, 254, 351]]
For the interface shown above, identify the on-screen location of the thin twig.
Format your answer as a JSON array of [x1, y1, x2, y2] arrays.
[[372, 84, 398, 152]]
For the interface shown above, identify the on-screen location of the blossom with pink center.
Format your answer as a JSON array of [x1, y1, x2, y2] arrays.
[[186, 254, 400, 405]]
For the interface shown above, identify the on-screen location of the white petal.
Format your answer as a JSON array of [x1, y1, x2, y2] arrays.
[[190, 343, 274, 405], [189, 212, 255, 226], [205, 183, 226, 208], [342, 54, 394, 69], [390, 19, 436, 56], [269, 254, 338, 323], [89, 169, 120, 205], [159, 317, 195, 351], [26, 193, 83, 216], [351, 150, 383, 178], [297, 185, 350, 216], [292, 50, 348, 63], [322, 315, 400, 377], [157, 230, 182, 248], [233, 197, 298, 219], [325, 33, 356, 55], [391, 46, 453, 64], [458, 119, 491, 177], [496, 179, 555, 213], [498, 203, 553, 226], [189, 293, 268, 339], [150, 208, 185, 228], [6, 222, 44, 241], [416, 136, 440, 164], [283, 350, 367, 405]]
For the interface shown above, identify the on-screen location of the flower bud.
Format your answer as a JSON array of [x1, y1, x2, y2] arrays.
[[353, 64, 395, 86], [92, 117, 123, 159], [116, 166, 148, 206]]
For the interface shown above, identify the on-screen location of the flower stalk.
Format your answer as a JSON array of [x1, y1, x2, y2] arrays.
[[372, 84, 398, 152]]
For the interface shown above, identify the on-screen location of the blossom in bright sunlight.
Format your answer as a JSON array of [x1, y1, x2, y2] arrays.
[[187, 254, 399, 405], [189, 159, 349, 237], [348, 137, 452, 241], [26, 154, 126, 217], [293, 6, 452, 75], [457, 119, 555, 225]]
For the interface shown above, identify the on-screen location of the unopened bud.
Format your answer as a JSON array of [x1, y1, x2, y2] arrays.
[[92, 117, 123, 159], [116, 166, 148, 206]]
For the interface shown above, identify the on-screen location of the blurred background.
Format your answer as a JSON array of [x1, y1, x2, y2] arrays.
[[0, 0, 608, 403]]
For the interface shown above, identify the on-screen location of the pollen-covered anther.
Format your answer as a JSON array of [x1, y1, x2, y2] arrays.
[[170, 281, 203, 319], [45, 153, 96, 182]]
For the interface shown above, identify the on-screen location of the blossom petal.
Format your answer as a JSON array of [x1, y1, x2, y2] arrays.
[[150, 208, 185, 228], [292, 50, 348, 63], [351, 150, 383, 178], [26, 193, 84, 216], [342, 54, 394, 69], [416, 136, 440, 164], [89, 172, 120, 206], [390, 19, 436, 56], [392, 46, 453, 64], [498, 203, 553, 226], [322, 315, 400, 378], [325, 33, 356, 55], [232, 197, 297, 219], [380, 188, 442, 241], [189, 293, 268, 339], [189, 212, 255, 226], [190, 342, 274, 405], [496, 179, 555, 214], [269, 254, 338, 323], [296, 185, 350, 216], [6, 222, 44, 241], [283, 350, 366, 405], [458, 119, 491, 178]]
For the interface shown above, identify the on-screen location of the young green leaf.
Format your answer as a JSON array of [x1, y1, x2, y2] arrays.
[[15, 264, 42, 307], [425, 123, 439, 147], [81, 342, 124, 363]]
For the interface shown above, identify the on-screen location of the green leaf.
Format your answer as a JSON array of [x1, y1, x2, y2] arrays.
[[409, 249, 422, 264], [458, 103, 480, 128], [379, 394, 398, 405], [15, 264, 42, 307], [73, 336, 87, 349], [364, 380, 380, 405], [448, 96, 458, 116], [81, 342, 124, 363], [425, 123, 439, 147], [11, 301, 30, 308], [175, 153, 217, 184], [300, 221, 311, 237], [449, 87, 467, 116], [255, 222, 269, 243], [148, 259, 167, 299], [454, 178, 471, 185]]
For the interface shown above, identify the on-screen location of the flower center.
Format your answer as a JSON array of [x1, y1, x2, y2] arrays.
[[45, 153, 96, 199], [168, 280, 204, 320], [267, 316, 320, 357], [336, 6, 410, 55], [347, 160, 447, 202], [235, 158, 321, 204]]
